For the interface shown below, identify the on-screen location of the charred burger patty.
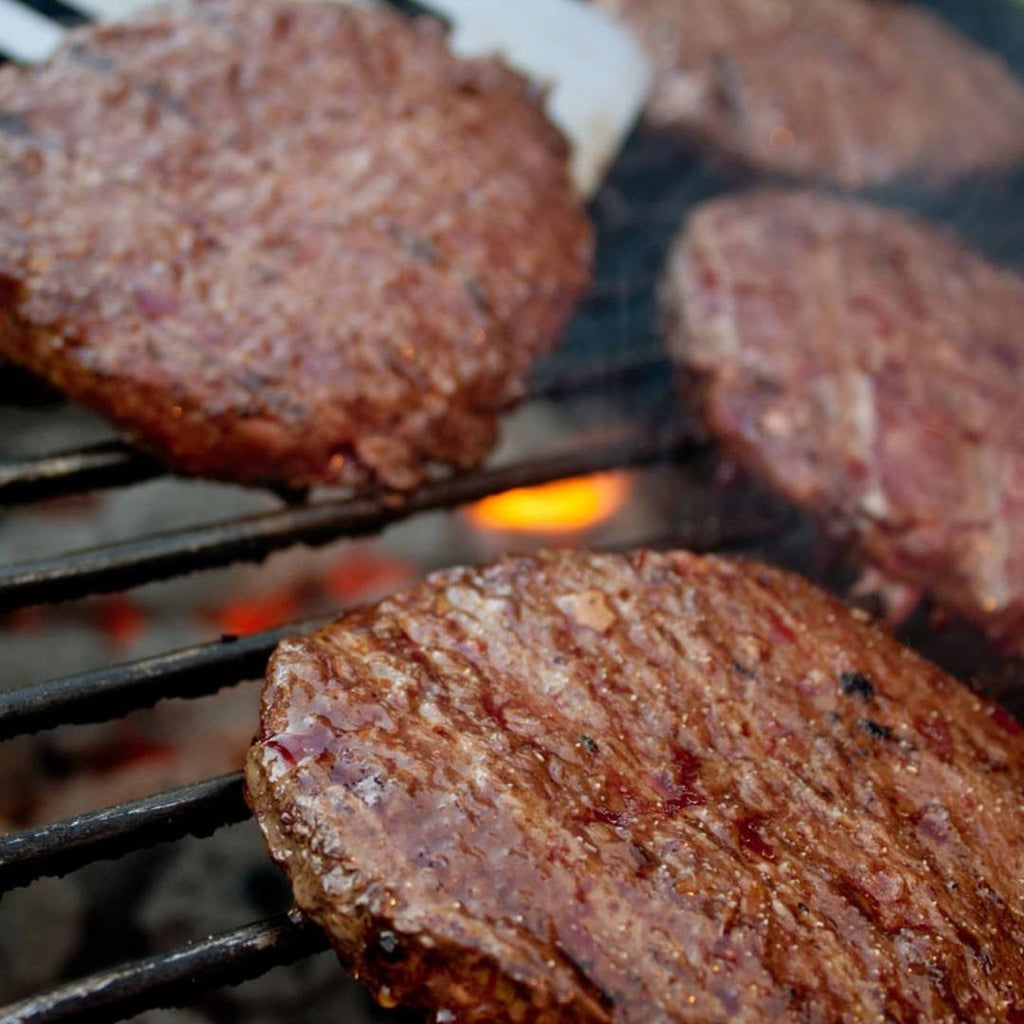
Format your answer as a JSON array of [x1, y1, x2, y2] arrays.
[[0, 0, 591, 489], [665, 190, 1024, 652], [595, 0, 1024, 188], [246, 549, 1024, 1022]]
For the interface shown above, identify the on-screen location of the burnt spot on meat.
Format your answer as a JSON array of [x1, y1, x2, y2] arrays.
[[631, 842, 657, 879], [0, 110, 31, 139], [66, 44, 117, 73], [465, 276, 491, 313], [839, 670, 875, 701], [553, 940, 618, 1012], [375, 930, 404, 963], [579, 735, 599, 755], [139, 80, 194, 121], [387, 223, 438, 264], [0, 271, 23, 307], [732, 661, 755, 679], [859, 718, 894, 742]]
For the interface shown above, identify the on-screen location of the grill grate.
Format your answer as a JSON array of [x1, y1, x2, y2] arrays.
[[0, 419, 702, 613], [1, 911, 330, 1024], [0, 616, 332, 738], [0, 352, 672, 507], [0, 773, 249, 892], [2, 0, 1023, 1021]]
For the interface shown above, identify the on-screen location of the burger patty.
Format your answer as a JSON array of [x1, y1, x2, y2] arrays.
[[593, 0, 1024, 189], [665, 191, 1024, 654], [246, 549, 1024, 1023], [0, 0, 591, 489]]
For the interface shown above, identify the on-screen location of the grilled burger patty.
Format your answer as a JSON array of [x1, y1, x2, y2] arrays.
[[665, 191, 1024, 653], [246, 549, 1024, 1022], [594, 0, 1024, 189], [0, 0, 590, 489]]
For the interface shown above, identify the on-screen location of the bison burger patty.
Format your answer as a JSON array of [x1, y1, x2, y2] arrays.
[[594, 0, 1024, 189], [246, 549, 1024, 1023], [0, 0, 590, 489], [665, 191, 1024, 653]]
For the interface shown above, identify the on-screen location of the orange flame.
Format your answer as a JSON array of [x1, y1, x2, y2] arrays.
[[466, 471, 631, 535]]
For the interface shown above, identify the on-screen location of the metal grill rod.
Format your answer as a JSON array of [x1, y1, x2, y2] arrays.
[[0, 772, 247, 892], [0, 528, 801, 897], [0, 910, 329, 1024], [0, 440, 162, 506], [0, 511, 792, 745], [0, 616, 332, 740], [0, 421, 701, 612], [0, 353, 671, 505]]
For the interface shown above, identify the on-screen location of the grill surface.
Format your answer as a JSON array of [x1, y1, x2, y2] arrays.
[[1, 0, 1023, 1020]]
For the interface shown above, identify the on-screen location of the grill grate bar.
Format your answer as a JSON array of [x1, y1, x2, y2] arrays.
[[0, 353, 670, 505], [0, 520, 786, 893], [0, 420, 701, 613], [0, 440, 162, 505], [0, 910, 329, 1024], [0, 514, 790, 741], [0, 616, 332, 740], [0, 525, 795, 894], [0, 772, 247, 892]]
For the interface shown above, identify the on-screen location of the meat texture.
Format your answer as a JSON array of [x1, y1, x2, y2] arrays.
[[665, 191, 1024, 653], [594, 0, 1024, 188], [0, 0, 591, 489], [246, 549, 1024, 1022]]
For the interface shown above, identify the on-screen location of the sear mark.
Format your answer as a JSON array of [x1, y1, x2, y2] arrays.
[[859, 718, 893, 741], [840, 671, 875, 701], [388, 224, 437, 263]]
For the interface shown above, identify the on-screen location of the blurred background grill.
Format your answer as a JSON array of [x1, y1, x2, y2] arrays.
[[1, 0, 1023, 1021]]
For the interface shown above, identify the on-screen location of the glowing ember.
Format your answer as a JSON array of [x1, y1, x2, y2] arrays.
[[325, 549, 415, 602], [211, 592, 299, 637], [466, 471, 631, 534], [94, 596, 146, 650]]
